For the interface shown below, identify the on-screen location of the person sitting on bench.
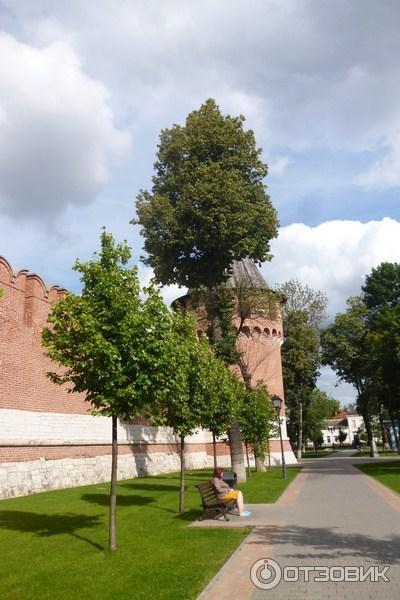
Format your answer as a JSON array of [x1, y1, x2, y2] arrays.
[[211, 467, 251, 517]]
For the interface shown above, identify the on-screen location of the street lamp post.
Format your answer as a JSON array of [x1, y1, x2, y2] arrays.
[[272, 395, 286, 479]]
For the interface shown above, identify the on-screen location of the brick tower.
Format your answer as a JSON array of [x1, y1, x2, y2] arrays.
[[176, 258, 297, 466]]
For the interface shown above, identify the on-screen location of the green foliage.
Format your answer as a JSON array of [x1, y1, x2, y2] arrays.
[[321, 296, 371, 394], [282, 310, 320, 409], [206, 287, 240, 364], [303, 389, 339, 444], [278, 281, 325, 451], [135, 98, 278, 290], [149, 310, 237, 439], [362, 262, 400, 312], [238, 383, 275, 458], [42, 230, 173, 419], [276, 278, 328, 329], [321, 265, 400, 454], [338, 430, 347, 444], [362, 263, 400, 417]]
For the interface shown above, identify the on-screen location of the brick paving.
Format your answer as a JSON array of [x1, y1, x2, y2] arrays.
[[197, 454, 400, 599]]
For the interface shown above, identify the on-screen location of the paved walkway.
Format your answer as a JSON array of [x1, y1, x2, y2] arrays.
[[197, 455, 400, 599]]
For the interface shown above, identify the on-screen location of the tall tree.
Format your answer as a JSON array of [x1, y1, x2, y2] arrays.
[[42, 231, 174, 551], [282, 311, 320, 458], [362, 263, 400, 445], [276, 279, 328, 329], [135, 98, 278, 293], [362, 262, 400, 312], [320, 297, 380, 456], [135, 98, 279, 481]]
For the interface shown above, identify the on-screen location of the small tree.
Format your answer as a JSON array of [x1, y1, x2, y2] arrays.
[[199, 362, 239, 470], [43, 231, 174, 551], [338, 430, 347, 445], [303, 389, 340, 447], [149, 311, 237, 512], [238, 383, 275, 475]]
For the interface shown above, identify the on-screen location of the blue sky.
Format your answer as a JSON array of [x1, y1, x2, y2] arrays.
[[1, 0, 400, 405]]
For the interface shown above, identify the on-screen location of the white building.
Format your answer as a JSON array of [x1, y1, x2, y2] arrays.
[[321, 410, 364, 447]]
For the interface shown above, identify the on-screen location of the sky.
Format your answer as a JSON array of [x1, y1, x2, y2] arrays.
[[1, 0, 400, 406]]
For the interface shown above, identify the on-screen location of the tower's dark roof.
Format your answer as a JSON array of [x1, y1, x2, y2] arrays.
[[226, 258, 268, 289]]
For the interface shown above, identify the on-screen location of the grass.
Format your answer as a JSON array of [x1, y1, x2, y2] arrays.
[[240, 466, 300, 501], [301, 449, 334, 459], [0, 467, 299, 600], [354, 448, 399, 457], [356, 460, 400, 495]]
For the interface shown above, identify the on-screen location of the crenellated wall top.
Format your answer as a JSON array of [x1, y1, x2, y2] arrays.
[[0, 255, 67, 302]]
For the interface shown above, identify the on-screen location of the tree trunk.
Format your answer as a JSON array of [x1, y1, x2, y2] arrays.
[[296, 401, 303, 460], [207, 285, 222, 341], [179, 435, 185, 513], [255, 455, 266, 472], [238, 357, 252, 389], [254, 442, 266, 472], [379, 404, 389, 450], [109, 415, 118, 552], [212, 432, 217, 470], [389, 408, 400, 452], [245, 441, 251, 477], [363, 411, 378, 458], [228, 424, 246, 482]]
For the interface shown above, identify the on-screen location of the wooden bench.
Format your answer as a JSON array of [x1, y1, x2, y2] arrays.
[[196, 481, 237, 521]]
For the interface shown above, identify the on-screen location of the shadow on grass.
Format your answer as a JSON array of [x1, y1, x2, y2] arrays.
[[81, 493, 155, 507], [0, 510, 104, 550], [174, 509, 202, 522], [120, 483, 180, 492]]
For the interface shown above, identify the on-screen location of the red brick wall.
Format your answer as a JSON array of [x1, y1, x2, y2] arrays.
[[0, 256, 90, 414]]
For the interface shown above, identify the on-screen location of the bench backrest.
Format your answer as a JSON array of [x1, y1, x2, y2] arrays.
[[196, 481, 218, 507]]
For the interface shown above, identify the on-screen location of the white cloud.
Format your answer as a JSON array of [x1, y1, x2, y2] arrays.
[[269, 156, 291, 176], [263, 217, 400, 318], [137, 263, 186, 308], [0, 33, 130, 219], [4, 1, 400, 154], [357, 130, 400, 189]]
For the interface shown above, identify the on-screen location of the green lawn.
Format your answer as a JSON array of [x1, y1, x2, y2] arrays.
[[355, 448, 399, 457], [301, 450, 334, 459], [0, 467, 299, 600], [356, 460, 400, 495]]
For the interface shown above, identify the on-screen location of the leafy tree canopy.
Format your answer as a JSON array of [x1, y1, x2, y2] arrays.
[[276, 279, 328, 329], [320, 296, 371, 394], [135, 98, 278, 289], [149, 310, 237, 438], [303, 388, 339, 443], [238, 383, 275, 451], [362, 262, 400, 312], [43, 230, 174, 419], [282, 310, 320, 408]]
